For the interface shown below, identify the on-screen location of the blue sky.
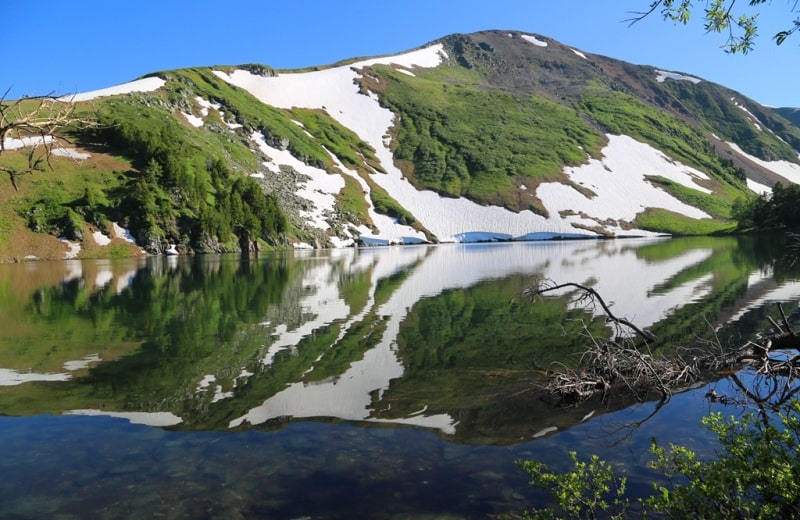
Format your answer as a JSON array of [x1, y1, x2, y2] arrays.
[[3, 1, 797, 106]]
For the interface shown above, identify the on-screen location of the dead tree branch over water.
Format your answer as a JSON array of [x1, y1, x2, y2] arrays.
[[525, 279, 800, 406], [526, 280, 656, 344]]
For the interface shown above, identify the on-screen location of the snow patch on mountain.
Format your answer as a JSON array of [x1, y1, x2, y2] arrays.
[[522, 34, 548, 47], [64, 77, 165, 102], [182, 111, 204, 128], [2, 136, 54, 150], [571, 49, 587, 59], [251, 130, 343, 232], [727, 141, 800, 185], [92, 231, 111, 246], [51, 147, 91, 160], [538, 134, 713, 229], [731, 98, 766, 132], [655, 70, 701, 84], [747, 178, 772, 195], [215, 44, 731, 245]]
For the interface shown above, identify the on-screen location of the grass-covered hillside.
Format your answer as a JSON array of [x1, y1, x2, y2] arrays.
[[2, 29, 800, 259]]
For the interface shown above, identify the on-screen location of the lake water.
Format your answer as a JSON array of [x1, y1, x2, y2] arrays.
[[0, 236, 798, 518]]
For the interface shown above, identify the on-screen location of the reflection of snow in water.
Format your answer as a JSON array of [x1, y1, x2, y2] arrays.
[[725, 273, 800, 325], [233, 238, 717, 433], [0, 369, 70, 386], [63, 354, 101, 371], [1, 239, 781, 436]]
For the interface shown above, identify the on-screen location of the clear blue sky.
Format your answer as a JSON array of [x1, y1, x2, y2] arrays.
[[3, 0, 797, 106]]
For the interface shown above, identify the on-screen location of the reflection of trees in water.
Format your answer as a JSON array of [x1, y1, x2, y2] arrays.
[[372, 235, 800, 444], [9, 255, 296, 423], [5, 236, 800, 442]]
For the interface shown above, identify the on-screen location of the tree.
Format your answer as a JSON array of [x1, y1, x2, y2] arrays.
[[629, 1, 800, 54], [0, 89, 92, 190]]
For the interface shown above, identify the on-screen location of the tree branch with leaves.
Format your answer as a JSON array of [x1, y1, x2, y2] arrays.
[[628, 0, 800, 53]]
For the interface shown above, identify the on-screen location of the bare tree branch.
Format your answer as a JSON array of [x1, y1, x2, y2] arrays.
[[0, 90, 94, 190], [525, 280, 657, 343]]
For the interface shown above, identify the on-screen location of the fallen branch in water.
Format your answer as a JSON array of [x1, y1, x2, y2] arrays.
[[526, 280, 800, 405]]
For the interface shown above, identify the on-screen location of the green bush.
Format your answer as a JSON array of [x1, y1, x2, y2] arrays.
[[517, 400, 800, 519]]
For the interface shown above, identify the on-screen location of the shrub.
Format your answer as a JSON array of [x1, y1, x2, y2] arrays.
[[517, 400, 800, 519]]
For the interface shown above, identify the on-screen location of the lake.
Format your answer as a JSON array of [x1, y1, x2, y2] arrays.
[[0, 235, 797, 518]]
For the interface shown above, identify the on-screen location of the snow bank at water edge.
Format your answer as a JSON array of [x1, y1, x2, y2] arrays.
[[66, 409, 183, 427]]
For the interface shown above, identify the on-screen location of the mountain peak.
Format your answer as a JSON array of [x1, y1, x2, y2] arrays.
[[2, 30, 800, 259]]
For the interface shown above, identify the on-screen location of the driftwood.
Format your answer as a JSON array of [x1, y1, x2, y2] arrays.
[[525, 280, 800, 405]]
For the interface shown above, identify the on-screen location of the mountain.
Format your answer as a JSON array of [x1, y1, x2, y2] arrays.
[[776, 107, 800, 129], [3, 29, 800, 258]]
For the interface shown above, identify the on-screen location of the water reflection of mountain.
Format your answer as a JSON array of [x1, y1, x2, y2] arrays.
[[0, 236, 797, 444]]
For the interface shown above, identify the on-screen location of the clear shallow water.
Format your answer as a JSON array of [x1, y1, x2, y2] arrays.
[[0, 236, 798, 518]]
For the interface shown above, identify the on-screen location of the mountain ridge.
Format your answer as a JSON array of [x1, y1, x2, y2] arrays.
[[2, 29, 800, 259]]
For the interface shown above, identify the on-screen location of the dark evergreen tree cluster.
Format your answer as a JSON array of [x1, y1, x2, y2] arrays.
[[733, 182, 800, 231], [94, 104, 286, 252]]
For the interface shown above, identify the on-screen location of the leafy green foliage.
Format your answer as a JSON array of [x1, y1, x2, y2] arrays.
[[637, 0, 799, 53], [517, 452, 629, 519], [648, 401, 800, 518], [518, 398, 800, 519], [90, 94, 286, 250], [15, 167, 120, 240]]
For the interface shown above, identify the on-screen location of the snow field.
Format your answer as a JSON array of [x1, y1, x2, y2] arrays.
[[216, 44, 739, 244], [63, 77, 165, 102], [728, 141, 800, 185], [655, 70, 702, 84], [538, 134, 713, 230]]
